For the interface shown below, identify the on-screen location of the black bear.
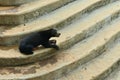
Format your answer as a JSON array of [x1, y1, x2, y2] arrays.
[[19, 28, 61, 55]]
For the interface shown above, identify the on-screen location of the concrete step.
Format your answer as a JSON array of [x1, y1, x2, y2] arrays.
[[0, 0, 75, 25], [57, 37, 120, 80], [0, 0, 35, 6], [0, 6, 15, 11], [0, 14, 120, 80], [0, 0, 119, 66], [0, 0, 118, 46], [104, 65, 120, 80]]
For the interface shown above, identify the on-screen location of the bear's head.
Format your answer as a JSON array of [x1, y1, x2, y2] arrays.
[[48, 28, 61, 37]]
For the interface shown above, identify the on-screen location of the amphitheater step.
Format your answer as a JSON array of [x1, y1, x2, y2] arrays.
[[0, 0, 35, 6], [0, 6, 15, 10], [0, 15, 120, 80], [104, 65, 120, 80], [0, 0, 119, 66], [0, 0, 75, 25], [0, 0, 119, 45], [57, 37, 120, 80]]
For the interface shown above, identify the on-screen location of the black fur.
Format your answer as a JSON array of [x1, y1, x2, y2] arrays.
[[19, 29, 61, 55]]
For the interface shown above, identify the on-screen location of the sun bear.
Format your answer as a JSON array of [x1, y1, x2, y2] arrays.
[[19, 28, 61, 55]]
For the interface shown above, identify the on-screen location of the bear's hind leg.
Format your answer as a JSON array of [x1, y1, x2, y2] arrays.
[[22, 45, 34, 55]]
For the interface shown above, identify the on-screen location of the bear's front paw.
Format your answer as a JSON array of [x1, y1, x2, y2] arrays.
[[53, 45, 59, 50], [49, 40, 56, 44]]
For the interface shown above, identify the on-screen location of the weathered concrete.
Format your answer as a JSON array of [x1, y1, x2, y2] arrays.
[[104, 65, 120, 80], [0, 0, 36, 6], [0, 0, 118, 45], [0, 0, 119, 66], [0, 0, 120, 80], [0, 0, 75, 25], [58, 42, 120, 80], [0, 14, 120, 80]]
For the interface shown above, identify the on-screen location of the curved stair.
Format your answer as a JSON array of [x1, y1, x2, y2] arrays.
[[1, 13, 120, 80], [0, 0, 120, 80], [0, 0, 75, 25], [104, 62, 120, 80], [0, 0, 35, 6], [0, 0, 120, 66]]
